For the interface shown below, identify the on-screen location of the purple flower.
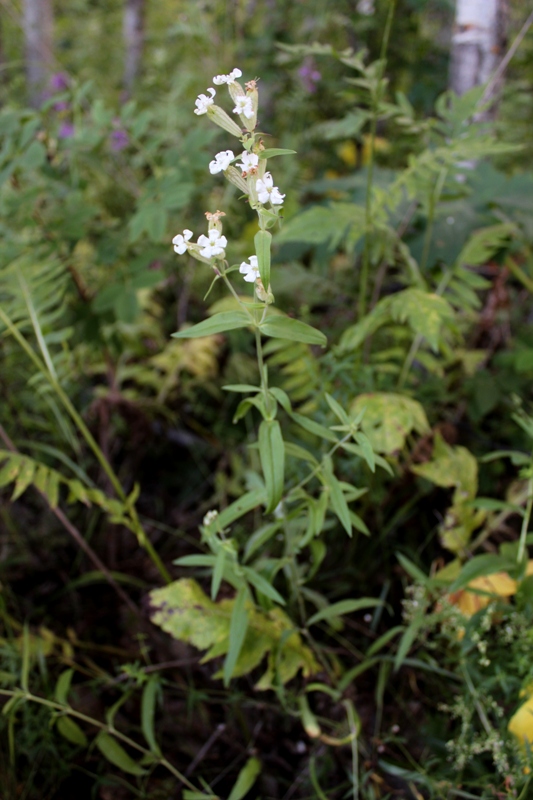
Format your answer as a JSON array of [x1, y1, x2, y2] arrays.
[[58, 122, 75, 139], [50, 72, 70, 92], [53, 101, 70, 113], [298, 60, 321, 93], [110, 129, 129, 151]]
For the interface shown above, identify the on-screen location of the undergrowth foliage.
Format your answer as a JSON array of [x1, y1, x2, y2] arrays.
[[2, 16, 533, 799]]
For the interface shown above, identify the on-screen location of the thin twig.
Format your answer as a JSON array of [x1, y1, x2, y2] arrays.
[[0, 423, 140, 617], [480, 9, 533, 106]]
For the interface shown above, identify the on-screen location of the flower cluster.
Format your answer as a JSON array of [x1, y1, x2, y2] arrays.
[[172, 68, 286, 297]]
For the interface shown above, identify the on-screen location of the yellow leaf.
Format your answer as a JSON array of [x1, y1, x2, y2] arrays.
[[509, 694, 533, 748]]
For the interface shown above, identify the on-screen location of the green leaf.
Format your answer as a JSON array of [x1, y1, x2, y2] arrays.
[[258, 148, 297, 159], [223, 384, 261, 393], [307, 598, 382, 627], [448, 554, 517, 593], [260, 316, 327, 347], [242, 566, 286, 605], [259, 420, 285, 514], [290, 412, 338, 443], [224, 587, 249, 686], [389, 289, 454, 351], [56, 716, 88, 747], [322, 457, 351, 535], [54, 669, 74, 705], [243, 522, 283, 562], [227, 756, 261, 800], [141, 676, 161, 755], [325, 393, 350, 425], [211, 548, 226, 601], [457, 223, 515, 268], [217, 490, 266, 529], [12, 459, 35, 501], [255, 229, 272, 290], [172, 311, 251, 339], [95, 731, 146, 776]]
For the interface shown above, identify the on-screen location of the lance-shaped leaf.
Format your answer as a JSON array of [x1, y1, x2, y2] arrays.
[[321, 456, 351, 535], [255, 229, 271, 290], [172, 311, 251, 339], [224, 586, 249, 686], [95, 731, 146, 776], [260, 316, 327, 347], [259, 419, 285, 513], [258, 148, 297, 159]]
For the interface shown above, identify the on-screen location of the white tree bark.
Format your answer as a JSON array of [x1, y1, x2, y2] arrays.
[[450, 0, 505, 99], [123, 0, 145, 96], [23, 0, 54, 107]]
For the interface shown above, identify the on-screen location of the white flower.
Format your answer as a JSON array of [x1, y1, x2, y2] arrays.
[[209, 149, 235, 174], [203, 509, 219, 526], [236, 151, 259, 173], [212, 68, 242, 86], [256, 172, 285, 205], [233, 95, 254, 120], [172, 229, 193, 254], [239, 256, 260, 283], [194, 87, 215, 115], [197, 229, 227, 259]]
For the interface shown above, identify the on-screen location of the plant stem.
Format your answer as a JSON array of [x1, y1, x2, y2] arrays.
[[0, 688, 198, 789], [517, 455, 533, 563]]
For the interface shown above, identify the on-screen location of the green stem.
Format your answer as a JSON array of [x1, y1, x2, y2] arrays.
[[358, 0, 397, 320], [0, 688, 198, 789], [286, 433, 352, 500], [517, 456, 533, 563]]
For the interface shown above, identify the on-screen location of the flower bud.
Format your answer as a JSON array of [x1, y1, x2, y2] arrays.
[[207, 105, 243, 138], [224, 166, 249, 194], [256, 279, 274, 304]]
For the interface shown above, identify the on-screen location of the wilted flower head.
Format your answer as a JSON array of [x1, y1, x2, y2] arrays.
[[256, 172, 285, 205], [194, 88, 215, 115], [197, 229, 227, 259], [209, 150, 235, 174], [236, 151, 259, 174], [233, 96, 254, 120], [239, 256, 260, 283], [172, 229, 193, 254], [212, 68, 242, 86]]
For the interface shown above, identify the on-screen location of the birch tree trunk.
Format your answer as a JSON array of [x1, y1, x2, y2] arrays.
[[123, 0, 145, 97], [450, 0, 507, 112], [23, 0, 54, 107]]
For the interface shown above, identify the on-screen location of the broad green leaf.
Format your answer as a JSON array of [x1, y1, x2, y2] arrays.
[[350, 393, 429, 455], [56, 716, 88, 747], [389, 289, 454, 351], [95, 731, 146, 776], [141, 676, 161, 755], [260, 316, 327, 347], [150, 579, 319, 689], [224, 587, 249, 686], [258, 148, 297, 159], [322, 457, 351, 535], [259, 420, 285, 514], [172, 311, 251, 339], [307, 598, 382, 627], [54, 669, 74, 705], [255, 229, 271, 290], [227, 756, 261, 800]]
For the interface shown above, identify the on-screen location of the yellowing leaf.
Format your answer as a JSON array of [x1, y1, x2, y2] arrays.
[[149, 579, 319, 689], [448, 573, 517, 617], [509, 694, 533, 748], [350, 393, 429, 454]]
